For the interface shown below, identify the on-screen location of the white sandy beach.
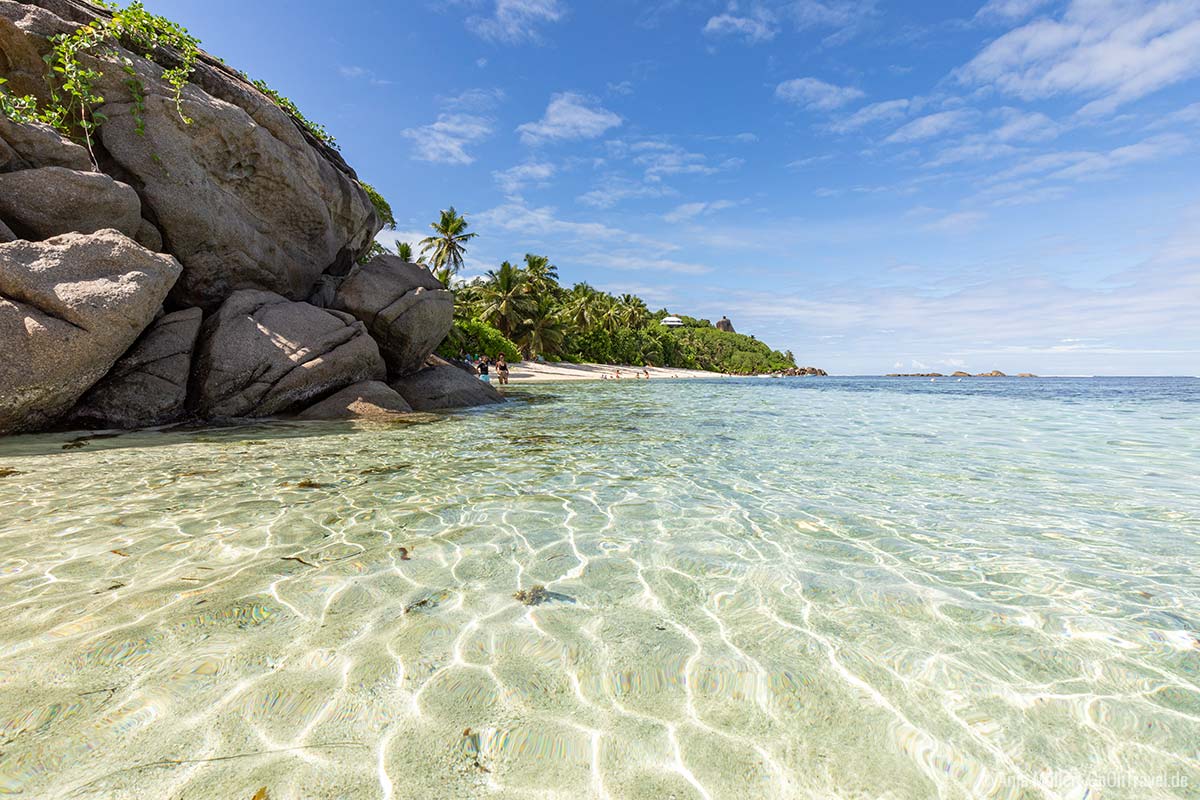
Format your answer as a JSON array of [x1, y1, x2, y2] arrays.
[[502, 361, 730, 383]]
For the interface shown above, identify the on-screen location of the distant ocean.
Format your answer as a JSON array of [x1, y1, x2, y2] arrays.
[[1, 377, 1196, 798]]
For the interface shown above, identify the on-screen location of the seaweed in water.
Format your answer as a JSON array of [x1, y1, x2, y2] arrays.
[[359, 464, 412, 476], [0, 468, 20, 478], [513, 585, 549, 606], [404, 590, 449, 614]]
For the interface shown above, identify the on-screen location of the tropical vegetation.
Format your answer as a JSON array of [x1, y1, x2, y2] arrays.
[[420, 214, 797, 374]]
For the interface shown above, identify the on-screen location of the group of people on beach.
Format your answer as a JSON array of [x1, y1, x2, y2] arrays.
[[602, 369, 651, 380], [462, 353, 509, 385]]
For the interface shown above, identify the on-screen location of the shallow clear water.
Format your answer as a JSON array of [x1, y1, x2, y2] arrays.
[[0, 377, 1198, 799]]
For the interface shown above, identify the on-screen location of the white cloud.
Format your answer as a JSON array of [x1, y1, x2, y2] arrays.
[[467, 0, 565, 44], [492, 161, 556, 193], [974, 0, 1054, 21], [578, 253, 714, 275], [338, 65, 368, 78], [402, 114, 493, 164], [1148, 101, 1200, 129], [577, 175, 676, 209], [776, 77, 865, 110], [790, 0, 878, 44], [442, 87, 506, 112], [826, 98, 910, 132], [958, 0, 1200, 116], [703, 6, 779, 43], [476, 199, 668, 251], [923, 109, 1060, 166], [786, 154, 834, 168], [974, 133, 1190, 205], [922, 210, 987, 233], [885, 109, 975, 143], [663, 200, 737, 223], [517, 92, 622, 145], [625, 140, 744, 180]]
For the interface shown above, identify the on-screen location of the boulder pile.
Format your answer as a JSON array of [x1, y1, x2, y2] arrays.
[[0, 0, 501, 434]]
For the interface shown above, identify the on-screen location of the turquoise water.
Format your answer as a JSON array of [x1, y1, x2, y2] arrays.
[[0, 377, 1197, 799]]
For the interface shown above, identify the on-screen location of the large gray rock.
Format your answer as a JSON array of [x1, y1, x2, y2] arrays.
[[391, 356, 504, 412], [0, 230, 182, 434], [0, 115, 93, 173], [0, 1, 381, 310], [67, 307, 202, 429], [332, 256, 453, 377], [0, 167, 143, 240], [0, 219, 14, 243], [191, 290, 386, 419], [298, 381, 412, 420]]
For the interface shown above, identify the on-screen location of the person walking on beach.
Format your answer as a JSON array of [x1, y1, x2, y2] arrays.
[[477, 356, 491, 383], [496, 355, 510, 385]]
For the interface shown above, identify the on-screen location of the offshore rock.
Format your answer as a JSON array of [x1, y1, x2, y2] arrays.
[[0, 230, 181, 433], [332, 255, 453, 377], [68, 307, 202, 429], [191, 290, 385, 419]]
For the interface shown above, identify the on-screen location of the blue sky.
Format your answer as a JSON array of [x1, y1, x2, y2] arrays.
[[145, 0, 1199, 375]]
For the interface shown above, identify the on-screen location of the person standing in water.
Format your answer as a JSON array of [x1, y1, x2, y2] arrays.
[[477, 356, 491, 383], [496, 355, 510, 385]]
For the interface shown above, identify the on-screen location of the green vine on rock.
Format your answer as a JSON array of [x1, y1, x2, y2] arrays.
[[1, 2, 339, 161], [247, 78, 339, 149], [0, 2, 200, 162], [359, 182, 395, 230]]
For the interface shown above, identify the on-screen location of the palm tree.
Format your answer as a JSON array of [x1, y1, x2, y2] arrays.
[[523, 254, 559, 298], [598, 295, 624, 334], [564, 284, 603, 331], [419, 207, 477, 275], [518, 296, 566, 360], [395, 241, 415, 261], [618, 294, 650, 329], [478, 261, 535, 339]]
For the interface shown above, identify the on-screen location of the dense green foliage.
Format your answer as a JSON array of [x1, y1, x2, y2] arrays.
[[437, 318, 521, 364], [446, 246, 797, 373], [359, 182, 395, 230]]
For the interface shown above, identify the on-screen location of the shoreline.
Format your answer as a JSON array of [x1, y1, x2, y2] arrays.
[[502, 361, 736, 383]]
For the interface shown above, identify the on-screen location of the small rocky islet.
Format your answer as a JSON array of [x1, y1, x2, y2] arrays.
[[0, 0, 500, 436]]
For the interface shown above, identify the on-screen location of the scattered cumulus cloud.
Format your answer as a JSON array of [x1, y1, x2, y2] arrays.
[[442, 87, 506, 112], [922, 210, 987, 234], [957, 0, 1200, 115], [467, 0, 565, 44], [974, 0, 1054, 22], [776, 77, 865, 110], [402, 114, 493, 165], [620, 140, 744, 180], [663, 200, 737, 223], [577, 175, 677, 209], [517, 92, 622, 145], [885, 110, 975, 143], [826, 98, 911, 132], [493, 161, 557, 193], [703, 5, 779, 43]]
